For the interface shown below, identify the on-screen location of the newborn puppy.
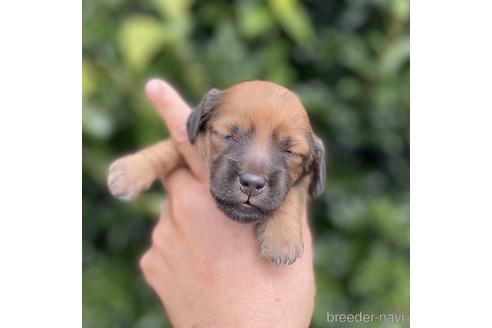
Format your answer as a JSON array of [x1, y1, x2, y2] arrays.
[[108, 81, 325, 265]]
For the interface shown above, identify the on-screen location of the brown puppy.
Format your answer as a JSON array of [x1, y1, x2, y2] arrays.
[[107, 81, 325, 265]]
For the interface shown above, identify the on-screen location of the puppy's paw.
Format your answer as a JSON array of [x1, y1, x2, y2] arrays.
[[257, 224, 304, 265], [107, 155, 155, 200]]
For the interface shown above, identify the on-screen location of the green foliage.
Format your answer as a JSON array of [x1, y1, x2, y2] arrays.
[[83, 0, 409, 327]]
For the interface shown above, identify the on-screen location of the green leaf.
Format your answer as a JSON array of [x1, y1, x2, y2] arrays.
[[238, 1, 274, 39], [379, 37, 410, 77], [151, 0, 192, 20], [268, 0, 314, 45], [82, 60, 96, 99], [118, 15, 168, 71], [390, 0, 410, 22]]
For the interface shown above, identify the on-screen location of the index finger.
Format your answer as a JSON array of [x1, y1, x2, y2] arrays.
[[145, 79, 207, 181]]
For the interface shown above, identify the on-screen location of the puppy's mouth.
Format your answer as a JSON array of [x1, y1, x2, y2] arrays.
[[212, 194, 273, 223]]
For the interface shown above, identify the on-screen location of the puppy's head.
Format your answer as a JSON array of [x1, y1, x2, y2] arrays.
[[187, 81, 325, 223]]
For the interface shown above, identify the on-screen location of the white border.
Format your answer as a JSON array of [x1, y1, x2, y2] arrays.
[[411, 0, 492, 326], [1, 0, 492, 327], [0, 1, 81, 327]]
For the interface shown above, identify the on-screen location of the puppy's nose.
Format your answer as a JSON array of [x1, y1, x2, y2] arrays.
[[239, 173, 266, 195]]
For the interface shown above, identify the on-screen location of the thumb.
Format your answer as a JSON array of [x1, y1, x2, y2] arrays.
[[145, 79, 207, 180]]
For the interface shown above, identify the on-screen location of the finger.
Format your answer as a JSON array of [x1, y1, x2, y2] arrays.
[[145, 79, 207, 181], [139, 249, 169, 298], [143, 200, 173, 273], [152, 200, 175, 254]]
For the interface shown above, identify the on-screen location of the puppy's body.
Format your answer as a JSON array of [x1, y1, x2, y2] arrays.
[[108, 81, 325, 265]]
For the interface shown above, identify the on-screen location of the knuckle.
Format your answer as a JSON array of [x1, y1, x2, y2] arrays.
[[150, 219, 172, 252], [139, 251, 152, 272]]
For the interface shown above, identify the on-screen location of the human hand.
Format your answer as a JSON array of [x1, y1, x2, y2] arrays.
[[139, 79, 315, 327]]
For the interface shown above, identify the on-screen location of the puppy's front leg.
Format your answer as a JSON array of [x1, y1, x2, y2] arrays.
[[256, 187, 306, 265], [107, 139, 181, 199]]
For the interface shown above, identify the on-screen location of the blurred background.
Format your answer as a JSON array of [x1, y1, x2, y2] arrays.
[[83, 0, 409, 327]]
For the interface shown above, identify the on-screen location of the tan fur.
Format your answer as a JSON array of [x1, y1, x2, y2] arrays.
[[211, 81, 312, 188], [108, 139, 181, 199], [256, 177, 309, 265], [107, 81, 318, 265]]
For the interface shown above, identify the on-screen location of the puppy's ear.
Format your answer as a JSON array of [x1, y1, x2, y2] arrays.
[[187, 88, 221, 144], [308, 135, 326, 198]]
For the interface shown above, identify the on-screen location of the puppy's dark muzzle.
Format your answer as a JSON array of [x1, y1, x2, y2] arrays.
[[239, 173, 266, 196]]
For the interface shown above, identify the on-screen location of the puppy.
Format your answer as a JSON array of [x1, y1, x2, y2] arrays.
[[107, 81, 325, 265]]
